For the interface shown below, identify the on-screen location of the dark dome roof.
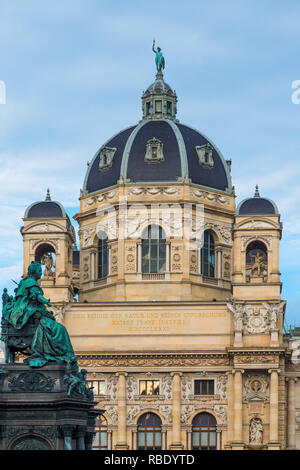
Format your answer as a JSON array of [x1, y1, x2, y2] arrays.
[[24, 190, 67, 219], [83, 119, 232, 194], [237, 186, 278, 215]]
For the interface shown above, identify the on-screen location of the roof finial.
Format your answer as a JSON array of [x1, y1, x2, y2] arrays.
[[254, 185, 260, 198], [46, 188, 51, 201]]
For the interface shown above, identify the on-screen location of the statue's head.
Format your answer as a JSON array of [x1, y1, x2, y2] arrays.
[[80, 369, 88, 377], [27, 261, 42, 280], [157, 47, 161, 52]]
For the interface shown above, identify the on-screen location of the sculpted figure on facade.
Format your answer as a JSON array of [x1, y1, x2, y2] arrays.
[[249, 418, 263, 445], [263, 302, 285, 331]]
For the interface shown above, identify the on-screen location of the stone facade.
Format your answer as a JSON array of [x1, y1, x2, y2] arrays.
[[15, 67, 300, 451]]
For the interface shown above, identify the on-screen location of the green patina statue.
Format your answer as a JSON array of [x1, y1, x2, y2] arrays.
[[152, 39, 165, 72], [1, 261, 77, 368]]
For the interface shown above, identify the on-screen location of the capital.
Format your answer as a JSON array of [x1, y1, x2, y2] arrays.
[[115, 372, 128, 377], [232, 369, 245, 375], [170, 371, 183, 377], [268, 369, 280, 375]]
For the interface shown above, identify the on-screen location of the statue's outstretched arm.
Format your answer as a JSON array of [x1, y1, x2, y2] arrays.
[[152, 44, 156, 54]]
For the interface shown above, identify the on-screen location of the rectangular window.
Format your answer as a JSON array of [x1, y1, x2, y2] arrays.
[[155, 100, 162, 113], [167, 101, 172, 114], [146, 102, 151, 115], [86, 380, 106, 396], [139, 380, 160, 395], [194, 379, 214, 395]]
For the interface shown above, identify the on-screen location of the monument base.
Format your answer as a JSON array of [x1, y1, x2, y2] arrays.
[[0, 363, 103, 450]]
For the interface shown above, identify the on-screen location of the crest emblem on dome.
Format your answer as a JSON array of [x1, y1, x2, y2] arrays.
[[195, 143, 214, 169], [144, 137, 164, 164], [99, 146, 117, 171]]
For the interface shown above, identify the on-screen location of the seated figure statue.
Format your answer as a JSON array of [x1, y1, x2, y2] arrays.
[[1, 261, 77, 368]]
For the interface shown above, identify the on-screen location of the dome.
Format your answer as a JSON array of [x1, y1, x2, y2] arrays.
[[83, 120, 232, 194], [83, 70, 232, 195], [24, 189, 67, 219], [237, 186, 278, 215]]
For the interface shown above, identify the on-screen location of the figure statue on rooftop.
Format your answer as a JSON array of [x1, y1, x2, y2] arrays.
[[152, 39, 165, 72]]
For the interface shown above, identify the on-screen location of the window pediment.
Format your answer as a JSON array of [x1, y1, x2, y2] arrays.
[[145, 137, 164, 164], [195, 143, 214, 169]]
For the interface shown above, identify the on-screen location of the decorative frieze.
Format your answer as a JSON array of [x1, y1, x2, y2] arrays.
[[78, 354, 230, 368], [190, 189, 230, 206]]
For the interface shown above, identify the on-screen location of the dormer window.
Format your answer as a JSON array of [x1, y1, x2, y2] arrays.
[[99, 146, 117, 171], [145, 137, 164, 164], [195, 143, 214, 169]]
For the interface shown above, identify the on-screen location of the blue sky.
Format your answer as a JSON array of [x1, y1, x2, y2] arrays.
[[0, 0, 299, 326]]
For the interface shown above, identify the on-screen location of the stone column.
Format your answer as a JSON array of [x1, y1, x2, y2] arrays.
[[107, 430, 112, 450], [216, 429, 222, 450], [132, 429, 138, 450], [186, 427, 192, 450], [287, 377, 297, 449], [115, 372, 129, 450], [61, 425, 75, 450], [217, 249, 222, 279], [77, 425, 86, 450], [169, 372, 183, 449], [165, 243, 170, 279], [225, 371, 234, 448], [232, 369, 244, 449], [268, 369, 280, 450], [161, 426, 168, 450], [90, 251, 96, 281], [137, 243, 142, 280]]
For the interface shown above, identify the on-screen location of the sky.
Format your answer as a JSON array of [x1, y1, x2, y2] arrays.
[[0, 0, 299, 326]]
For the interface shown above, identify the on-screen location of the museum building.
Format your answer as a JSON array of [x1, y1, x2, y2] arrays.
[[18, 63, 300, 450]]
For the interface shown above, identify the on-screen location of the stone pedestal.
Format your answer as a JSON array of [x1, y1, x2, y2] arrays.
[[0, 364, 103, 450]]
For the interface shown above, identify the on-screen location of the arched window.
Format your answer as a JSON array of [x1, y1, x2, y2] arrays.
[[98, 233, 108, 279], [192, 412, 217, 450], [246, 240, 267, 279], [142, 225, 166, 274], [138, 413, 162, 450], [201, 230, 215, 277], [92, 415, 108, 450], [35, 243, 56, 279]]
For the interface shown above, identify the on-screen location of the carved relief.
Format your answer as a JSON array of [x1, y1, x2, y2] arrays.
[[85, 190, 117, 207], [106, 375, 118, 401], [227, 302, 276, 335], [223, 253, 231, 279], [28, 224, 63, 233], [241, 235, 272, 250], [181, 376, 193, 401], [216, 375, 228, 401], [82, 226, 96, 248], [127, 187, 180, 196], [105, 406, 118, 425], [190, 252, 198, 273], [111, 248, 118, 274], [127, 376, 138, 401], [214, 405, 227, 425], [161, 376, 172, 401], [127, 404, 172, 425], [244, 373, 269, 399], [125, 245, 136, 272], [191, 189, 230, 205], [205, 223, 231, 245], [77, 354, 230, 368]]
